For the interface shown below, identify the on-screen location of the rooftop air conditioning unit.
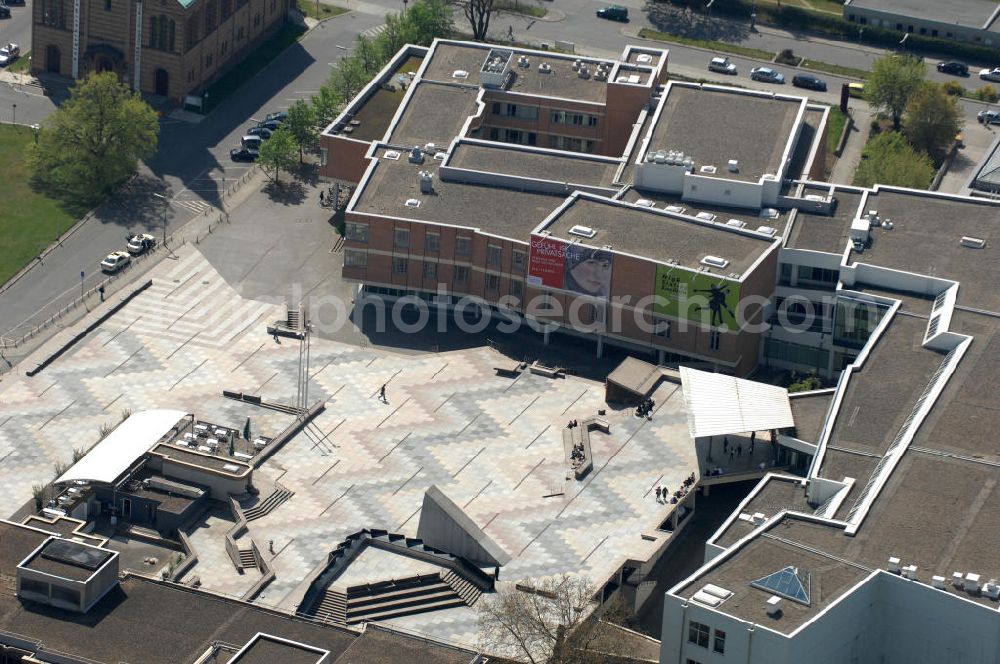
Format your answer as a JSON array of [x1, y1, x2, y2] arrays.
[[384, 150, 401, 160], [578, 67, 590, 79], [518, 55, 529, 68], [757, 226, 778, 237], [409, 146, 424, 164], [573, 59, 582, 71], [888, 557, 901, 574], [538, 62, 552, 73], [961, 236, 986, 248], [595, 69, 608, 81], [952, 572, 965, 589], [418, 170, 434, 194], [738, 512, 754, 523], [902, 565, 918, 580], [766, 596, 783, 617], [727, 159, 739, 173], [424, 142, 436, 153], [965, 573, 981, 593], [866, 209, 879, 222], [701, 255, 730, 269], [751, 512, 766, 526], [931, 576, 947, 590], [726, 219, 747, 229], [569, 225, 598, 239], [984, 580, 1000, 600]]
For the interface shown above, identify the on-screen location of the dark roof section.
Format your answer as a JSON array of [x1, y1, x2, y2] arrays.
[[786, 187, 864, 253], [848, 284, 935, 317], [846, 0, 1000, 30], [353, 147, 563, 239], [387, 82, 480, 148], [543, 195, 777, 276], [446, 141, 619, 188], [848, 189, 1000, 313], [714, 475, 812, 549], [787, 390, 833, 443], [647, 86, 802, 183], [331, 624, 480, 664], [229, 635, 326, 664]]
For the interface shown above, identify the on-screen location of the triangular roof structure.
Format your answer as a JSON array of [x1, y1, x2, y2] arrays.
[[751, 565, 811, 605], [416, 485, 511, 567], [680, 366, 794, 438]]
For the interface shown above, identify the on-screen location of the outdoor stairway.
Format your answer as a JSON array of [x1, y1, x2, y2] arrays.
[[341, 573, 468, 625], [238, 548, 256, 570], [312, 588, 348, 624], [441, 570, 482, 606], [243, 483, 294, 522]]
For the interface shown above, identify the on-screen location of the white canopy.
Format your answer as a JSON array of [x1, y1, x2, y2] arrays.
[[680, 367, 794, 439], [56, 409, 189, 485]]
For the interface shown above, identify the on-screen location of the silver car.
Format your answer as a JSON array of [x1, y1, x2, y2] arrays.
[[750, 67, 785, 84]]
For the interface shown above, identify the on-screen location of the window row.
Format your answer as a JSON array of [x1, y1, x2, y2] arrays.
[[491, 102, 538, 121], [551, 110, 599, 127], [687, 620, 725, 654], [347, 224, 525, 270]]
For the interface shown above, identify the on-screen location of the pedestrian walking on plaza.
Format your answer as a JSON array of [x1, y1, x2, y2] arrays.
[[737, 444, 743, 458], [655, 486, 662, 502], [749, 439, 754, 455], [723, 436, 729, 453], [507, 25, 514, 40], [268, 539, 274, 554], [750, 431, 756, 445], [98, 285, 105, 302], [319, 190, 325, 206], [379, 383, 387, 403], [730, 449, 735, 462]]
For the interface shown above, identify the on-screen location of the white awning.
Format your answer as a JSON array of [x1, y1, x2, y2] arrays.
[[680, 367, 794, 439], [56, 409, 190, 485]]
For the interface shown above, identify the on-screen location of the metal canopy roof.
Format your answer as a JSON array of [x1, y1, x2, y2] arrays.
[[680, 366, 794, 438], [55, 409, 189, 485]]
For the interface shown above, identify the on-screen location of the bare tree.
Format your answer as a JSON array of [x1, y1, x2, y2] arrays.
[[478, 575, 644, 664], [457, 0, 496, 41]]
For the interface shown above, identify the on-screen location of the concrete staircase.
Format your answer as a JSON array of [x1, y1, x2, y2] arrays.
[[311, 587, 348, 623], [238, 548, 257, 570], [441, 569, 482, 607], [343, 573, 466, 624], [243, 483, 294, 522]]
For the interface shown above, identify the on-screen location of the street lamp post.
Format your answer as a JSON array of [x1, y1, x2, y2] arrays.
[[152, 193, 168, 244], [858, 27, 864, 44], [31, 124, 39, 144], [11, 103, 15, 125]]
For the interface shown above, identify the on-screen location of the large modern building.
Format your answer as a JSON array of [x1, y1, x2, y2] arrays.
[[321, 39, 832, 376], [32, 0, 291, 102], [843, 0, 1000, 44]]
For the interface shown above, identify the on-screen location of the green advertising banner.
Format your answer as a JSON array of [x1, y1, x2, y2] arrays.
[[653, 265, 741, 330]]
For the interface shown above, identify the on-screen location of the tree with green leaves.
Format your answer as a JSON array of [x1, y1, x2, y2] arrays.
[[405, 0, 453, 43], [854, 131, 935, 189], [903, 82, 962, 163], [285, 99, 317, 162], [28, 71, 159, 206], [864, 54, 925, 131], [311, 85, 341, 133], [258, 127, 299, 182]]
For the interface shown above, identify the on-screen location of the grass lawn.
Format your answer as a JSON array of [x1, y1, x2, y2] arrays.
[[826, 106, 848, 152], [495, 0, 546, 18], [0, 125, 77, 286], [202, 23, 308, 112], [638, 28, 775, 61], [801, 58, 868, 80], [8, 52, 31, 74], [296, 0, 348, 21]]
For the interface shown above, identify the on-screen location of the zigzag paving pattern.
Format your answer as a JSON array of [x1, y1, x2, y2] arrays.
[[0, 246, 704, 647]]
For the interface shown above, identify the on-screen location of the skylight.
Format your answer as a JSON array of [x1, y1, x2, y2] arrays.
[[751, 566, 811, 605]]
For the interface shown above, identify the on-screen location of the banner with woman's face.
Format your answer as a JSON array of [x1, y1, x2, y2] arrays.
[[527, 236, 614, 299]]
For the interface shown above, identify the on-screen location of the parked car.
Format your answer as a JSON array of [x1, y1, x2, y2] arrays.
[[265, 111, 288, 123], [241, 135, 263, 151], [255, 119, 282, 132], [0, 43, 18, 66], [979, 67, 1000, 82], [937, 61, 969, 76], [126, 233, 156, 255], [978, 110, 1000, 125], [246, 126, 273, 139], [230, 146, 259, 162], [100, 251, 131, 273], [0, 6, 11, 19], [596, 5, 628, 21], [708, 56, 737, 75], [750, 67, 785, 84], [792, 74, 827, 91], [848, 81, 866, 98]]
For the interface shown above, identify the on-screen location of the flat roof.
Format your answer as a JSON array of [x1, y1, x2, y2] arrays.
[[228, 635, 327, 664], [446, 141, 619, 188], [849, 284, 935, 316], [421, 41, 612, 103], [543, 195, 776, 276], [787, 390, 833, 444], [848, 189, 1000, 313], [786, 187, 863, 253], [150, 443, 252, 476], [353, 147, 564, 238], [846, 0, 1000, 30], [330, 625, 479, 664], [622, 188, 794, 239], [21, 538, 115, 582], [646, 85, 802, 183], [713, 475, 810, 549], [387, 81, 480, 149]]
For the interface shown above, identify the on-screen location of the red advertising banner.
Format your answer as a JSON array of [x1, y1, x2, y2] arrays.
[[527, 236, 567, 289]]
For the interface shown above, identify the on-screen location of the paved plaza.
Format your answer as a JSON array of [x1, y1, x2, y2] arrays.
[[0, 245, 723, 646]]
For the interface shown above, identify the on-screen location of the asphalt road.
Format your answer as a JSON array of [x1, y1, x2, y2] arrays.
[[0, 0, 33, 58], [0, 11, 381, 341]]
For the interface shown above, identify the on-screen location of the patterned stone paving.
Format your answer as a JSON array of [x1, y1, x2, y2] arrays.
[[0, 245, 705, 647]]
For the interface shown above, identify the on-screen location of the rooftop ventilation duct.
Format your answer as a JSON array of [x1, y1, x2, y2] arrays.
[[751, 512, 766, 525], [984, 580, 1000, 600], [727, 159, 739, 172], [952, 572, 965, 589], [888, 557, 901, 574], [965, 573, 981, 593], [960, 236, 986, 248], [931, 575, 947, 590], [408, 146, 424, 164], [766, 596, 783, 617], [538, 62, 551, 73], [902, 565, 918, 580], [418, 170, 434, 194]]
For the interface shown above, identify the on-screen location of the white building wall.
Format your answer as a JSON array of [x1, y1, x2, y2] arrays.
[[682, 174, 763, 209]]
